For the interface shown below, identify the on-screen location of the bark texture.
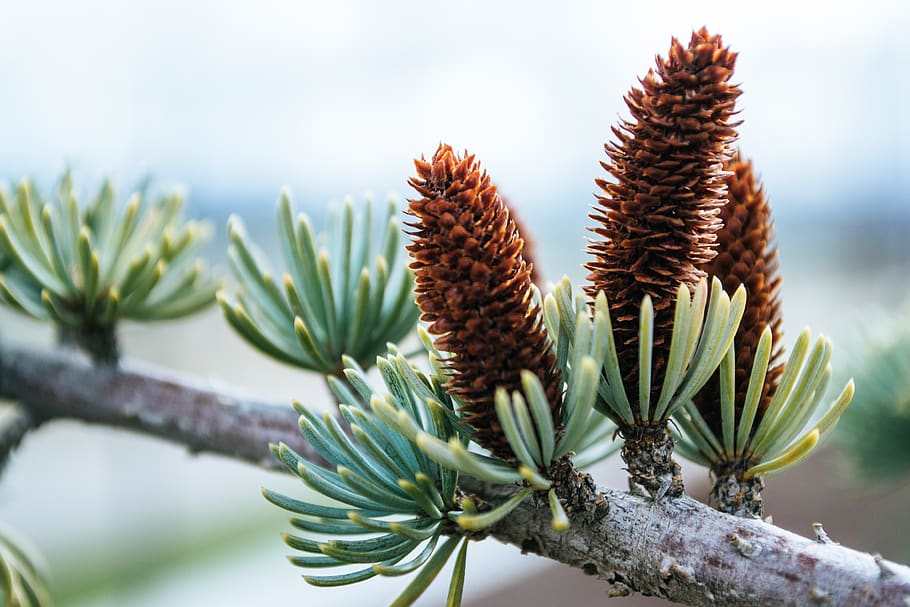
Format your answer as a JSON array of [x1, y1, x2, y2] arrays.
[[709, 460, 765, 518], [620, 425, 684, 499], [2, 343, 909, 606], [57, 321, 120, 366], [473, 477, 910, 606], [0, 344, 317, 469]]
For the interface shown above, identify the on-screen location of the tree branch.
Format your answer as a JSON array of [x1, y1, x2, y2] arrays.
[[2, 343, 909, 606], [0, 402, 37, 475], [0, 343, 317, 470]]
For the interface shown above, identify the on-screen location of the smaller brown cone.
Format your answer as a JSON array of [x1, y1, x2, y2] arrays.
[[407, 144, 562, 460], [695, 152, 784, 443], [695, 152, 784, 518]]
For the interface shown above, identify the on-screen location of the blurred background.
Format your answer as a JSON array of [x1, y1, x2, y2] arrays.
[[0, 0, 908, 605]]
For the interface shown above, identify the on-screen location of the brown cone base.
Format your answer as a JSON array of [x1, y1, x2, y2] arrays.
[[548, 455, 609, 520], [57, 322, 120, 366], [710, 461, 764, 518], [621, 425, 684, 500]]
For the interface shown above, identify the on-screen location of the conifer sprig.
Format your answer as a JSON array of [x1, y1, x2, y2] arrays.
[[399, 146, 614, 529], [372, 336, 602, 531], [676, 155, 853, 516], [0, 173, 217, 364], [0, 528, 53, 607], [219, 193, 419, 376], [265, 349, 470, 606], [676, 328, 854, 515], [837, 310, 910, 484], [584, 28, 743, 498]]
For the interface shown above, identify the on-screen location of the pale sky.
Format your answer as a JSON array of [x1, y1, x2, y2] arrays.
[[0, 0, 907, 216]]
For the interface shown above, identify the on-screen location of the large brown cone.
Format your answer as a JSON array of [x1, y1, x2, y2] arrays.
[[585, 27, 741, 423], [406, 144, 562, 459], [694, 152, 784, 441]]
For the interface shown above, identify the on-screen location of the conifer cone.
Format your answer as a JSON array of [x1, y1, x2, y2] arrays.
[[500, 196, 544, 286], [694, 152, 784, 441], [585, 27, 741, 416], [407, 144, 562, 459]]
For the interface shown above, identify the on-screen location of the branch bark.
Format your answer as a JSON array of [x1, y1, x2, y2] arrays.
[[2, 343, 909, 607], [0, 402, 36, 475], [0, 343, 316, 470]]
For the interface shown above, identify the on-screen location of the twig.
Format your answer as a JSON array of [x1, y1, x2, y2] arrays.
[[1, 343, 909, 607], [0, 402, 37, 476]]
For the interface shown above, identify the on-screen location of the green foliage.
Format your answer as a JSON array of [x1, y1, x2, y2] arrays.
[[837, 312, 910, 483], [674, 327, 854, 478], [544, 277, 746, 428], [0, 174, 218, 328], [0, 529, 53, 607], [220, 193, 419, 375], [265, 349, 470, 606], [377, 279, 627, 530], [379, 275, 749, 530], [538, 283, 620, 468]]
